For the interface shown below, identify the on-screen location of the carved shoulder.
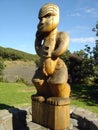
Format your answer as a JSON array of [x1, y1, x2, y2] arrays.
[[52, 32, 70, 57], [56, 32, 70, 48]]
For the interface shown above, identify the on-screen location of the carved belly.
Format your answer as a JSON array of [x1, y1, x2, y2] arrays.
[[44, 58, 57, 75]]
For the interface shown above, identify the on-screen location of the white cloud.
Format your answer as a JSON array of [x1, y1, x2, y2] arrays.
[[66, 7, 98, 17], [66, 12, 81, 17], [71, 37, 95, 43], [72, 25, 89, 31], [85, 7, 98, 16], [85, 8, 93, 13], [67, 26, 91, 36]]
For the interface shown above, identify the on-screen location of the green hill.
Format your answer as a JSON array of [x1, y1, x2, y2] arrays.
[[0, 46, 38, 61]]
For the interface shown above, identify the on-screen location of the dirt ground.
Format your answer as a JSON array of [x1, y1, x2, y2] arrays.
[[3, 61, 37, 84]]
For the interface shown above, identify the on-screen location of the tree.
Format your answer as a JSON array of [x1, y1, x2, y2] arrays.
[[70, 49, 94, 83], [92, 21, 98, 83], [62, 48, 95, 84]]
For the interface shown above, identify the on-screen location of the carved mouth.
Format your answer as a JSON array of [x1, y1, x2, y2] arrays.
[[38, 24, 44, 30]]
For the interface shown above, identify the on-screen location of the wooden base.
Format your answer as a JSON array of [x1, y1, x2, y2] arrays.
[[31, 96, 70, 130]]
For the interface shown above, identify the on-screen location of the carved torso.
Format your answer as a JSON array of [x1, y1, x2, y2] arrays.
[[41, 32, 58, 75]]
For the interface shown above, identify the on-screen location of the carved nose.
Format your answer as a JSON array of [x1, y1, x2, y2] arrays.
[[41, 18, 45, 23]]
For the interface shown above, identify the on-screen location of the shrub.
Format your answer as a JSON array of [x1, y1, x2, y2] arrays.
[[0, 57, 5, 75]]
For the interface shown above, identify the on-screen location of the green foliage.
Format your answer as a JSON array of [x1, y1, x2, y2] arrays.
[[0, 57, 5, 75], [92, 21, 98, 83], [0, 46, 39, 61], [74, 48, 94, 83], [62, 48, 95, 84], [94, 40, 98, 64], [61, 50, 71, 67], [92, 40, 98, 83]]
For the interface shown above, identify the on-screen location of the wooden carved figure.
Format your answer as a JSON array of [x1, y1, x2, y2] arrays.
[[32, 3, 70, 104]]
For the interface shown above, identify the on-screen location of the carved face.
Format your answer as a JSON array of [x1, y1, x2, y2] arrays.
[[37, 3, 59, 32]]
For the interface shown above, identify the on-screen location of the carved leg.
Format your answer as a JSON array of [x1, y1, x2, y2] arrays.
[[49, 83, 70, 98], [32, 78, 44, 93], [32, 78, 51, 98]]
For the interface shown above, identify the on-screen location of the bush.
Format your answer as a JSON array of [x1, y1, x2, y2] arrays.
[[0, 57, 5, 75]]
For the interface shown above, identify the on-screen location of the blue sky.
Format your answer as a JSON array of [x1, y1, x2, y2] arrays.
[[0, 0, 98, 54]]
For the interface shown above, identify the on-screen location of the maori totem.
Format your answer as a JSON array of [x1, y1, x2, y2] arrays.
[[32, 3, 70, 104]]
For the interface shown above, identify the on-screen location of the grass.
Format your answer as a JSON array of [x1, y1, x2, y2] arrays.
[[71, 99, 98, 115], [0, 82, 36, 109], [0, 82, 98, 115], [71, 84, 98, 115]]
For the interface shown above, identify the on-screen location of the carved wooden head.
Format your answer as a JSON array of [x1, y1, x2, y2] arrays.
[[37, 3, 59, 32]]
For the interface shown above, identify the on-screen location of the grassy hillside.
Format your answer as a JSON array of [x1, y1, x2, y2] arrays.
[[0, 46, 39, 61], [0, 46, 39, 84]]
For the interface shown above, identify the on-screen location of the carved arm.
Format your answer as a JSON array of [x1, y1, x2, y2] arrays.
[[52, 32, 70, 57]]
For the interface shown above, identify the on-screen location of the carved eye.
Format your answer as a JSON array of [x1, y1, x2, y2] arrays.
[[45, 13, 51, 18]]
